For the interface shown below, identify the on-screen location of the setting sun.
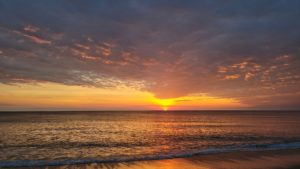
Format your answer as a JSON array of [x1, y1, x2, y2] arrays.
[[152, 98, 175, 111]]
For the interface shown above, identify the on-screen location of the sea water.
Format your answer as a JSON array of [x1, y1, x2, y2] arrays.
[[0, 111, 300, 167]]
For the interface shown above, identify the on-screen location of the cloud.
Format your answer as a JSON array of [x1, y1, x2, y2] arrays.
[[0, 0, 300, 109], [24, 25, 40, 33], [12, 30, 51, 44], [223, 74, 241, 80]]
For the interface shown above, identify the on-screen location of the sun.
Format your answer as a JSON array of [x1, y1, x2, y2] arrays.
[[152, 98, 175, 111], [162, 107, 168, 111]]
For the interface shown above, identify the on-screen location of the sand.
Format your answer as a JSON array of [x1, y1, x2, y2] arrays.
[[14, 149, 300, 169]]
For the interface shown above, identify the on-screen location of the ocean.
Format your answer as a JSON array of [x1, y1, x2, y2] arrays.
[[0, 111, 300, 167]]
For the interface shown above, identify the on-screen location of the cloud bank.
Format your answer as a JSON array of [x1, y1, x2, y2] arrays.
[[0, 0, 300, 109]]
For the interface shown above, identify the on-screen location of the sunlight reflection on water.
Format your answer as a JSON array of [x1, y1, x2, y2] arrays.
[[0, 111, 300, 165]]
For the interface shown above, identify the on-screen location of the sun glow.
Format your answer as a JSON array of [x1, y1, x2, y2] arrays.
[[153, 98, 176, 111], [151, 94, 247, 111], [0, 82, 246, 111]]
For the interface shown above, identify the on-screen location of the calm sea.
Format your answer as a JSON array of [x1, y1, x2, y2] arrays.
[[0, 111, 300, 167]]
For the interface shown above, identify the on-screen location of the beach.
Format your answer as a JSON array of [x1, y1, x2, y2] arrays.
[[12, 149, 300, 169]]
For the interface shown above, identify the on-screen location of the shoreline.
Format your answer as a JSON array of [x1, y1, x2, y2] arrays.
[[8, 148, 300, 169]]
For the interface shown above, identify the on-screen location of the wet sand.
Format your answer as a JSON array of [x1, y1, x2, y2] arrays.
[[15, 149, 300, 169]]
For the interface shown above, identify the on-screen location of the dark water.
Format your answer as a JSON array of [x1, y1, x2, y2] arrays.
[[0, 111, 300, 167]]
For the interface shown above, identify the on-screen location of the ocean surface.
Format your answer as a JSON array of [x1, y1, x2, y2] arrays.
[[0, 111, 300, 167]]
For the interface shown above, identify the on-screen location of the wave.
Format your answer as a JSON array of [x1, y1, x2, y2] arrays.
[[1, 141, 300, 168], [0, 141, 150, 149], [2, 135, 294, 149]]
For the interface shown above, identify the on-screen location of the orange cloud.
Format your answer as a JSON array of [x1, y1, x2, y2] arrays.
[[223, 74, 240, 80], [71, 48, 97, 60], [218, 59, 262, 81], [12, 30, 51, 44], [218, 66, 228, 73], [121, 51, 138, 63], [96, 43, 114, 57], [75, 43, 90, 50], [244, 72, 255, 81], [24, 25, 40, 33]]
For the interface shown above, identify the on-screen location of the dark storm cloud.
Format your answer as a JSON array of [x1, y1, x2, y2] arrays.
[[0, 0, 300, 108]]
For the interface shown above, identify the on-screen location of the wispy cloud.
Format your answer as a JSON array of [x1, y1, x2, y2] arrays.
[[24, 25, 40, 33], [12, 30, 51, 45]]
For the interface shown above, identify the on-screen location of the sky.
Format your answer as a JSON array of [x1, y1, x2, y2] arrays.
[[0, 0, 300, 110]]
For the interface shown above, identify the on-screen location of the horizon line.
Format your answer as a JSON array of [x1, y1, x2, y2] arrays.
[[0, 109, 300, 112]]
